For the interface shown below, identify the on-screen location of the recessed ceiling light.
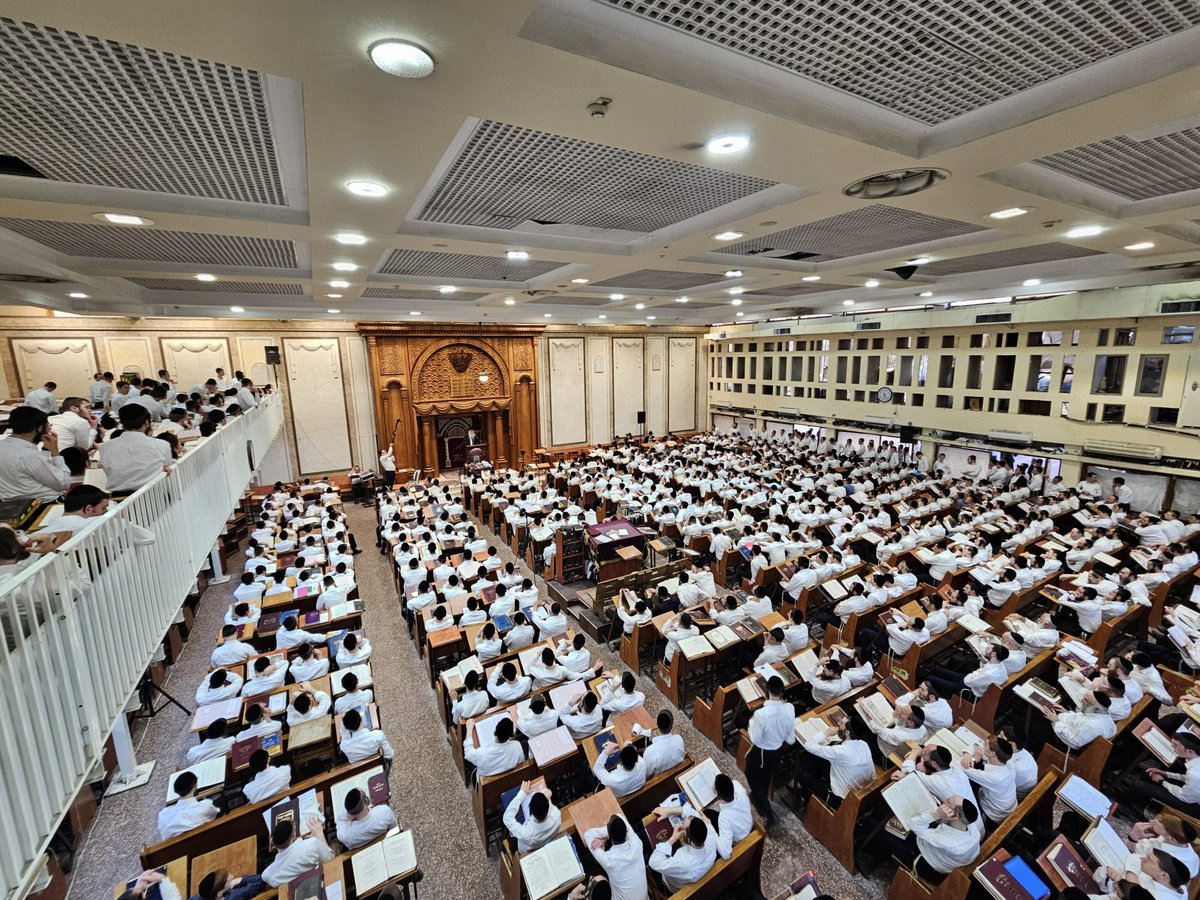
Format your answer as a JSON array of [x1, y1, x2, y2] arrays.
[[439, 286, 456, 294], [705, 133, 751, 155], [330, 280, 350, 289], [635, 302, 645, 310], [326, 293, 343, 299], [1022, 278, 1041, 287], [843, 300, 855, 306], [724, 269, 743, 277], [95, 212, 153, 226], [229, 306, 244, 313], [368, 39, 436, 78], [504, 298, 516, 306], [544, 313, 552, 318], [505, 250, 530, 262], [727, 287, 745, 295], [908, 257, 932, 265], [598, 314, 607, 319], [989, 207, 1030, 219], [731, 298, 743, 306], [68, 292, 88, 299], [610, 294, 624, 301], [1065, 225, 1104, 238], [346, 180, 388, 197], [327, 308, 341, 314], [676, 296, 689, 303], [919, 291, 933, 298], [646, 315, 657, 320], [801, 275, 821, 282], [333, 262, 358, 272], [571, 278, 589, 284], [335, 233, 367, 245], [409, 310, 422, 316], [713, 231, 744, 241], [195, 273, 217, 282], [735, 312, 744, 317], [1124, 241, 1155, 251], [864, 279, 880, 288]]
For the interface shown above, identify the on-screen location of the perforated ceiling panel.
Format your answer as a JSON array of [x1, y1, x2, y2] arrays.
[[594, 1, 1200, 125], [415, 119, 777, 234], [714, 206, 987, 260], [591, 269, 725, 290], [1033, 127, 1200, 200], [376, 249, 564, 281], [744, 282, 831, 297], [0, 219, 299, 268], [528, 294, 611, 305], [0, 18, 287, 204], [130, 278, 304, 294], [919, 243, 1103, 276], [361, 287, 483, 299]]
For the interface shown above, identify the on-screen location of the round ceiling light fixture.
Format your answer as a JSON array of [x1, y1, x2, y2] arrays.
[[598, 314, 607, 319], [329, 280, 350, 289], [346, 180, 388, 197], [864, 279, 880, 288], [843, 167, 949, 200], [609, 293, 624, 301], [675, 296, 689, 303], [724, 269, 742, 278], [712, 231, 744, 241], [333, 262, 358, 272], [504, 298, 516, 305], [229, 306, 245, 313], [843, 299, 855, 306], [368, 39, 436, 78], [801, 275, 821, 282], [705, 133, 750, 155], [571, 278, 589, 284], [1065, 225, 1104, 239], [438, 285, 456, 294], [334, 233, 367, 245]]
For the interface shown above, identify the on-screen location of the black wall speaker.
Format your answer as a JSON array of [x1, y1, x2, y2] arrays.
[[636, 411, 646, 424], [264, 345, 281, 365], [899, 425, 917, 444]]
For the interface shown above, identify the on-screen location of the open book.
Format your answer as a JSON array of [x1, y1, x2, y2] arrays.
[[790, 648, 820, 677], [856, 692, 895, 729], [795, 717, 828, 744], [520, 835, 584, 900], [1057, 774, 1112, 821], [332, 764, 388, 814], [1082, 817, 1127, 872], [351, 828, 417, 893], [881, 775, 939, 834], [1134, 719, 1178, 765], [440, 655, 484, 693], [166, 755, 225, 802], [679, 757, 722, 811]]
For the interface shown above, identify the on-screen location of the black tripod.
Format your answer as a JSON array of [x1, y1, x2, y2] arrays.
[[131, 671, 190, 720]]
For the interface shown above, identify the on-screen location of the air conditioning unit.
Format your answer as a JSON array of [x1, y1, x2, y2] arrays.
[[864, 415, 894, 426], [987, 430, 1033, 446], [1083, 439, 1163, 461]]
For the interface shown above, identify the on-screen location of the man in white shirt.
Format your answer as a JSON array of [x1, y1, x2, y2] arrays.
[[335, 788, 398, 849], [797, 716, 874, 806], [88, 373, 113, 409], [926, 645, 1010, 699], [648, 816, 718, 893], [1041, 691, 1117, 750], [463, 716, 525, 779], [502, 782, 562, 853], [640, 710, 686, 778], [234, 378, 259, 411], [186, 719, 235, 765], [339, 707, 395, 764], [879, 796, 982, 879], [262, 818, 335, 887], [581, 814, 648, 900], [378, 447, 397, 488], [745, 676, 795, 826], [211, 624, 256, 668], [0, 406, 72, 501], [243, 749, 292, 804], [195, 669, 242, 706], [98, 404, 173, 494], [48, 397, 95, 453], [961, 740, 1017, 826], [157, 771, 218, 841], [593, 742, 647, 797], [23, 382, 58, 414]]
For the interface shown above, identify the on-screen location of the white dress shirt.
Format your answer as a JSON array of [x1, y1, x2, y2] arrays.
[[748, 699, 797, 751], [98, 430, 173, 492], [962, 761, 1017, 822], [802, 734, 874, 798], [463, 738, 525, 777], [0, 437, 72, 501], [1052, 710, 1116, 749], [156, 795, 218, 841], [335, 688, 376, 717], [340, 727, 395, 763], [48, 410, 93, 450], [186, 736, 234, 765], [648, 825, 719, 892], [583, 819, 650, 900], [336, 804, 399, 849], [907, 813, 980, 874], [642, 732, 686, 777], [592, 751, 646, 797], [502, 788, 563, 853], [243, 763, 293, 804], [262, 837, 336, 887]]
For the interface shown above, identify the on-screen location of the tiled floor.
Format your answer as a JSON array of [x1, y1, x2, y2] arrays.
[[65, 501, 887, 900]]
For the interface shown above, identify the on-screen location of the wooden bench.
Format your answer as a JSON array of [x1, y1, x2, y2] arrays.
[[648, 828, 765, 899], [1035, 695, 1151, 784], [803, 765, 892, 874]]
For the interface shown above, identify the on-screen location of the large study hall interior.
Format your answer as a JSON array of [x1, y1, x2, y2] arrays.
[[4, 3, 1200, 900]]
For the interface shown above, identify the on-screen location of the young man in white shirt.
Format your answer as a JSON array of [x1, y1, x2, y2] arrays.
[[878, 796, 982, 880], [502, 782, 562, 853], [335, 788, 398, 850], [639, 710, 687, 778], [0, 406, 72, 502], [211, 624, 256, 668], [580, 815, 648, 900], [186, 718, 235, 765], [463, 716, 525, 780], [195, 669, 242, 706], [243, 748, 292, 804], [339, 707, 395, 764], [157, 771, 218, 841], [97, 404, 173, 494], [648, 816, 719, 893], [262, 818, 335, 888], [745, 676, 795, 826], [593, 742, 647, 798], [797, 715, 874, 808]]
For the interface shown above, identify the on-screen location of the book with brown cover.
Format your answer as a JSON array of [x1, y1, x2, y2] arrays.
[[271, 795, 300, 833], [258, 612, 282, 634], [645, 816, 674, 847], [367, 771, 390, 806], [974, 855, 1043, 900], [231, 734, 262, 770], [286, 867, 323, 900], [879, 676, 908, 703], [1046, 840, 1095, 893]]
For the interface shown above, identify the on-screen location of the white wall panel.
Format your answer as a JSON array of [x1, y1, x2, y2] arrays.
[[548, 337, 587, 446], [104, 336, 155, 380], [645, 336, 667, 435], [586, 337, 612, 445], [284, 338, 352, 474], [235, 336, 277, 388], [12, 338, 96, 397], [344, 336, 378, 469], [161, 338, 231, 394], [612, 338, 644, 437], [667, 337, 697, 433]]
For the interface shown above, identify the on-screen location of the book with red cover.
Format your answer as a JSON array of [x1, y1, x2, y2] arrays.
[[974, 855, 1046, 900], [479, 583, 497, 604], [367, 771, 390, 805], [1044, 838, 1095, 894], [286, 867, 323, 900], [258, 612, 282, 634], [232, 734, 262, 770], [645, 816, 674, 847]]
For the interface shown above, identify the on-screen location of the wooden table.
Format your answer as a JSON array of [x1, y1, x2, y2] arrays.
[[190, 835, 257, 895], [612, 705, 654, 744], [561, 787, 623, 837]]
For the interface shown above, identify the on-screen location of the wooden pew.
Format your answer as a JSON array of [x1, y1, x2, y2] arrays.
[[648, 828, 765, 899], [803, 765, 892, 874], [1035, 695, 1151, 784], [886, 771, 1058, 900]]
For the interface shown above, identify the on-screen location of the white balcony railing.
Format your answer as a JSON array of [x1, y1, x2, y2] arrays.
[[0, 394, 285, 899]]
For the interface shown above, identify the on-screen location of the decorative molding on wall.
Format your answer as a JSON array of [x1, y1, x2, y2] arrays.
[[10, 337, 96, 396], [283, 337, 352, 474]]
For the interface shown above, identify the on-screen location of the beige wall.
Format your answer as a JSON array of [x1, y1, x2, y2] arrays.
[[0, 315, 378, 479]]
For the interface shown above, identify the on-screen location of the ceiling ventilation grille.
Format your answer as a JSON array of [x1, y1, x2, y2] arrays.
[[593, 1, 1200, 125], [1161, 299, 1200, 314], [918, 242, 1102, 276], [975, 311, 1013, 323], [377, 248, 564, 281], [592, 269, 724, 290], [0, 218, 300, 268], [1033, 126, 1200, 200], [415, 118, 777, 234], [362, 287, 481, 300], [714, 205, 986, 259], [856, 321, 882, 330], [130, 278, 304, 294], [0, 18, 287, 204]]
